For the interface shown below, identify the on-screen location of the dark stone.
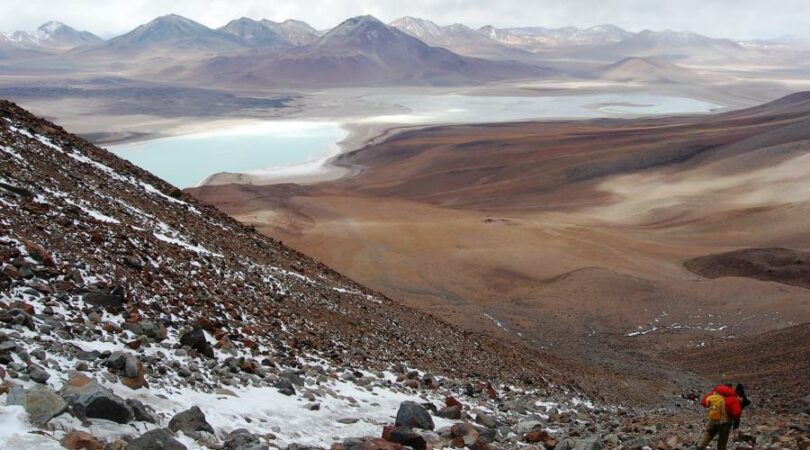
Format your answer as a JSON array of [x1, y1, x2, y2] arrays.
[[274, 378, 296, 396], [179, 328, 213, 357], [82, 286, 126, 307], [224, 428, 269, 450], [76, 350, 101, 361], [168, 406, 215, 436], [389, 426, 427, 450], [279, 369, 305, 387], [27, 364, 50, 384], [125, 429, 187, 450], [395, 401, 435, 430], [126, 398, 157, 423], [61, 374, 134, 424], [437, 405, 462, 419]]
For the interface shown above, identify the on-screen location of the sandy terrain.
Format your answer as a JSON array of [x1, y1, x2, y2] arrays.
[[189, 91, 810, 389]]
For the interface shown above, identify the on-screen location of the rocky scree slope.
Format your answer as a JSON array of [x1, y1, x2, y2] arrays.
[[1, 101, 809, 449]]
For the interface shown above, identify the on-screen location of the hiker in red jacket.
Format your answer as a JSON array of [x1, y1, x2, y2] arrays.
[[696, 384, 743, 450]]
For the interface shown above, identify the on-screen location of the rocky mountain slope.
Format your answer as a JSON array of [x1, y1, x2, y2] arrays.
[[589, 57, 703, 83], [218, 18, 291, 49], [83, 15, 248, 58], [2, 98, 809, 448], [0, 22, 102, 51], [190, 16, 550, 87], [390, 17, 531, 60], [260, 19, 322, 46]]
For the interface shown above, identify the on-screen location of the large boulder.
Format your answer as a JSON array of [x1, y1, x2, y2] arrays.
[[168, 406, 215, 436], [126, 429, 187, 450], [388, 426, 427, 450], [27, 364, 50, 384], [394, 401, 434, 430], [81, 285, 126, 308], [61, 373, 134, 423], [179, 328, 214, 358], [6, 384, 68, 426], [224, 428, 269, 450]]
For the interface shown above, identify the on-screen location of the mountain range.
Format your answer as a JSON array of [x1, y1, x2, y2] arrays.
[[0, 13, 765, 84], [177, 16, 551, 87]]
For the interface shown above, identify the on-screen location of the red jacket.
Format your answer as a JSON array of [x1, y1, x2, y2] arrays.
[[700, 385, 742, 421]]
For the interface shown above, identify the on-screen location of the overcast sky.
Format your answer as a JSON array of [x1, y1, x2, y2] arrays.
[[1, 0, 808, 40]]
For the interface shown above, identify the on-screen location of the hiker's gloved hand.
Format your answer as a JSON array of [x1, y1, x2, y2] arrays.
[[732, 420, 740, 430]]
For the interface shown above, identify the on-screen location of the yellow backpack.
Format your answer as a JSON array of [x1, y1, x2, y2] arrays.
[[706, 393, 727, 422]]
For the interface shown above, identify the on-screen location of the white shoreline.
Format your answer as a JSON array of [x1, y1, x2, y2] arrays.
[[110, 89, 729, 189]]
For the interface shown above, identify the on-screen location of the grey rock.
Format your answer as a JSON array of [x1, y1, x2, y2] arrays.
[[82, 289, 125, 308], [125, 428, 187, 450], [224, 428, 269, 450], [106, 351, 127, 370], [395, 401, 435, 430], [168, 406, 215, 436], [27, 364, 50, 384], [124, 355, 140, 378], [274, 378, 296, 396], [127, 398, 157, 423], [621, 437, 650, 449], [279, 369, 305, 387], [61, 375, 134, 423], [76, 350, 100, 361], [6, 384, 68, 426], [475, 412, 497, 428], [437, 405, 462, 419]]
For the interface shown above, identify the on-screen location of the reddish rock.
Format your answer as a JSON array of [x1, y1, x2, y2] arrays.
[[382, 424, 396, 441], [213, 329, 227, 340], [61, 430, 105, 450], [0, 366, 5, 380], [24, 240, 55, 267], [125, 312, 141, 323], [446, 396, 462, 408], [239, 360, 256, 373], [121, 362, 147, 390], [471, 439, 497, 450], [485, 382, 498, 400], [66, 373, 93, 389], [15, 302, 35, 315], [126, 339, 142, 350], [524, 430, 553, 444]]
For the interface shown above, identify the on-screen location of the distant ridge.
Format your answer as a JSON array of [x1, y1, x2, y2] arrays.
[[0, 21, 102, 51], [191, 15, 550, 87], [591, 56, 702, 83], [218, 17, 291, 48], [96, 14, 247, 56]]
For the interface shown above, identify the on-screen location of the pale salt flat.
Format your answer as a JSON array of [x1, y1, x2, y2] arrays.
[[108, 92, 723, 188]]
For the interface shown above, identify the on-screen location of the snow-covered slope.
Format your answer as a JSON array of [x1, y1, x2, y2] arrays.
[[0, 22, 103, 51]]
